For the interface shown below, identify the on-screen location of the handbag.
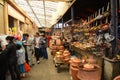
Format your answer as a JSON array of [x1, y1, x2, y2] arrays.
[[24, 62, 31, 72]]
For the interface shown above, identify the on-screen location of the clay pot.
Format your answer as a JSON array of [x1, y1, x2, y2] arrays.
[[56, 55, 64, 61], [89, 37, 94, 43], [63, 50, 70, 54], [63, 53, 70, 59], [59, 50, 64, 53], [56, 51, 62, 55], [101, 23, 109, 31], [58, 46, 64, 50], [64, 58, 70, 64], [71, 58, 81, 67], [63, 50, 71, 59], [70, 64, 80, 80]]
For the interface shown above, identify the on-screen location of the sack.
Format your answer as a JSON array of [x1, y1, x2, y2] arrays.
[[24, 62, 30, 72]]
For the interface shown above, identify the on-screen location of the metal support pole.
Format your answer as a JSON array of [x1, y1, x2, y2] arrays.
[[43, 0, 47, 27], [62, 18, 64, 28], [71, 6, 74, 25], [26, 0, 42, 27], [61, 18, 64, 39], [110, 0, 118, 58]]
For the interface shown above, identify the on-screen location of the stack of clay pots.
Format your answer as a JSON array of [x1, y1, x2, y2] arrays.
[[63, 49, 71, 64], [69, 58, 81, 80]]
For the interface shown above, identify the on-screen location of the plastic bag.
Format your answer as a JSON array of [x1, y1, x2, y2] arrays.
[[24, 62, 30, 72]]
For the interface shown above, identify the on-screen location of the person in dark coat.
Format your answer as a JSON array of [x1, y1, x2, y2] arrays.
[[5, 36, 21, 80], [0, 39, 8, 80]]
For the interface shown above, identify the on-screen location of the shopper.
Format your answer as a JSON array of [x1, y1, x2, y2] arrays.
[[5, 36, 21, 80], [24, 34, 34, 66], [0, 39, 8, 80], [16, 44, 25, 78], [40, 34, 48, 59], [33, 32, 41, 64], [22, 33, 29, 64]]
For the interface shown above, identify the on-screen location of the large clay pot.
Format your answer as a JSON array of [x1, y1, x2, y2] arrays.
[[69, 58, 81, 80], [71, 58, 81, 67], [70, 65, 80, 80]]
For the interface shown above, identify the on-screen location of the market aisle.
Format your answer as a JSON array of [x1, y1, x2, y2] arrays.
[[22, 48, 70, 80]]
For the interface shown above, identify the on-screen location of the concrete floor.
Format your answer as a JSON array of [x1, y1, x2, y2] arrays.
[[22, 48, 71, 80]]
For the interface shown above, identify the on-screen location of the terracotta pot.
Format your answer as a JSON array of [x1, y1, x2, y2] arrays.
[[56, 55, 64, 61], [59, 50, 64, 53], [71, 58, 81, 67], [101, 23, 109, 31], [70, 65, 80, 80], [63, 53, 70, 59], [58, 46, 64, 50], [56, 51, 62, 55], [63, 50, 70, 54], [64, 58, 70, 64]]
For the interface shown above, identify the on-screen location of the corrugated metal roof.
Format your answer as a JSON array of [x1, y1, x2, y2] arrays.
[[14, 0, 58, 27]]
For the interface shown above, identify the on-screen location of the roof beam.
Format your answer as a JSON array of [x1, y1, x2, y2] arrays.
[[26, 0, 43, 26]]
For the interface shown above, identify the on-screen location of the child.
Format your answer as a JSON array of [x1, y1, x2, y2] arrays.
[[16, 44, 25, 77]]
